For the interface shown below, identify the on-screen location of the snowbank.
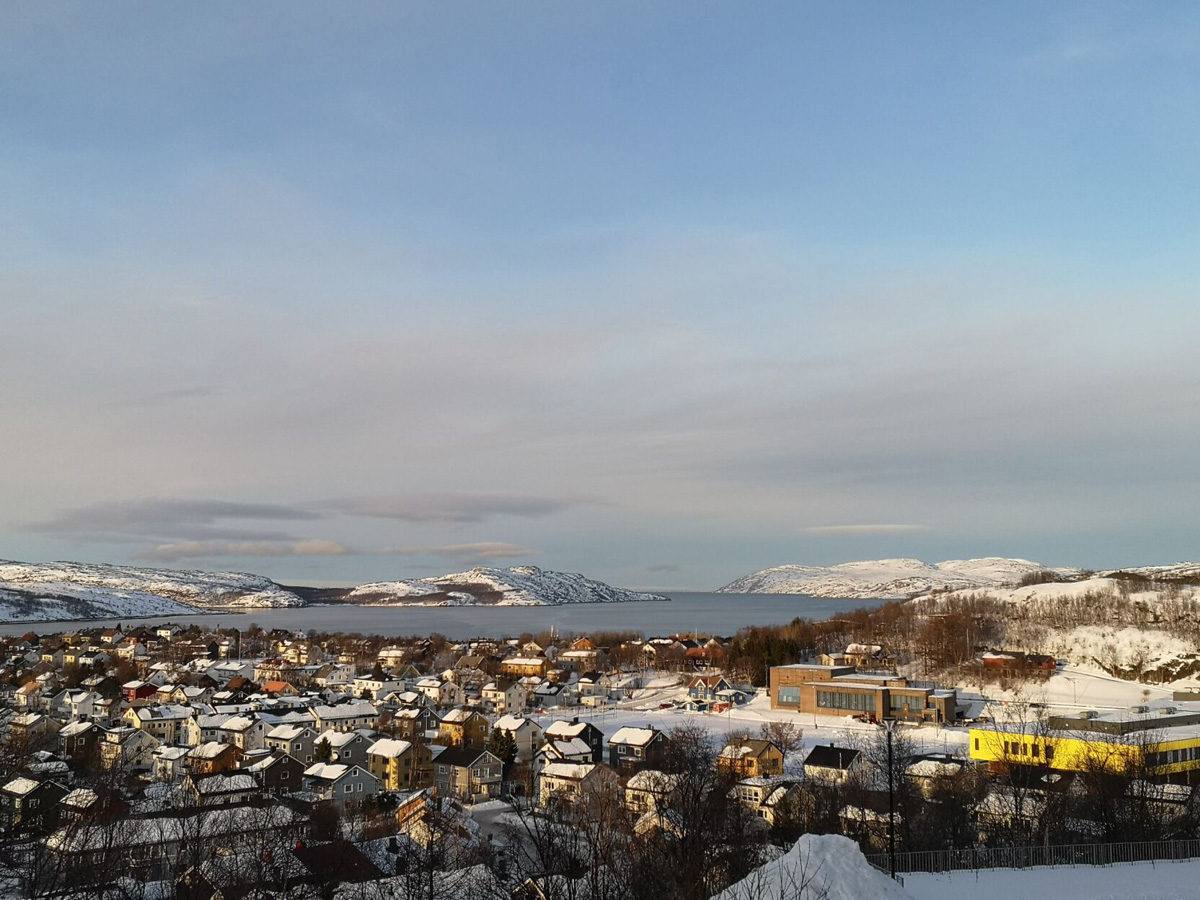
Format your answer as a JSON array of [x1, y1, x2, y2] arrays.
[[714, 833, 913, 900]]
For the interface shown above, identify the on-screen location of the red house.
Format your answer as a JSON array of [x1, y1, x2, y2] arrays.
[[122, 680, 158, 702]]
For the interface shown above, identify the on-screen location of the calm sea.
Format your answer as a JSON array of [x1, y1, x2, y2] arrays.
[[0, 592, 887, 639]]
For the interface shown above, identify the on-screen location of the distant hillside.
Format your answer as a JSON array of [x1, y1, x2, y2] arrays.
[[719, 557, 1078, 599], [0, 559, 304, 622], [0, 559, 666, 622], [346, 565, 669, 606]]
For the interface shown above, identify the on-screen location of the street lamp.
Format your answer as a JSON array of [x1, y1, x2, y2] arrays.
[[884, 717, 896, 880]]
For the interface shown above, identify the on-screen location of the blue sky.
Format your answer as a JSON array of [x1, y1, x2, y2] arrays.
[[2, 2, 1199, 589]]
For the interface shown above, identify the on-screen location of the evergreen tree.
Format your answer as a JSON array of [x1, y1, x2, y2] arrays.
[[313, 737, 333, 763], [487, 726, 518, 776]]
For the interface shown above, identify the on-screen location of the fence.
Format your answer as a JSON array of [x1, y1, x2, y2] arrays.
[[866, 838, 1200, 875]]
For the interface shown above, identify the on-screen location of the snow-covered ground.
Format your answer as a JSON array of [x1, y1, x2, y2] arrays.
[[719, 558, 1068, 598], [348, 565, 669, 606], [906, 860, 1200, 900]]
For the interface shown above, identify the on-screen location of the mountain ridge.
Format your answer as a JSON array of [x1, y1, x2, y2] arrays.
[[0, 559, 666, 622]]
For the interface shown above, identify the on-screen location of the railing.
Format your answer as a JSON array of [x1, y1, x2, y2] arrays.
[[865, 839, 1200, 875]]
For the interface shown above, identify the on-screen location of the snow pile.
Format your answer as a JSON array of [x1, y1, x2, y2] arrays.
[[348, 565, 668, 606], [0, 559, 303, 622], [720, 558, 1067, 599], [714, 833, 912, 900]]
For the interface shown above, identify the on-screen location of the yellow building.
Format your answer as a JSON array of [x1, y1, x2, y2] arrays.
[[969, 711, 1200, 781], [367, 738, 432, 790]]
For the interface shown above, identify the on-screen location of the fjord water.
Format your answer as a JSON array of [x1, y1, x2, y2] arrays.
[[0, 592, 887, 638]]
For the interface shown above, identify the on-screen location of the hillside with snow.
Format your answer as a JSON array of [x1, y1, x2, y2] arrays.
[[0, 559, 304, 622], [719, 557, 1072, 599], [347, 565, 669, 606]]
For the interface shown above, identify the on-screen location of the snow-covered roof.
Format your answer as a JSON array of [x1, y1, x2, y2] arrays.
[[610, 726, 658, 746], [189, 741, 233, 759], [626, 770, 679, 792], [367, 738, 412, 758], [544, 720, 589, 739], [495, 714, 536, 732], [304, 763, 351, 780], [541, 762, 595, 780], [2, 777, 40, 796]]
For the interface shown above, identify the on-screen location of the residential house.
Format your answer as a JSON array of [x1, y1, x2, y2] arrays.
[[243, 749, 305, 796], [389, 706, 440, 742], [58, 721, 102, 763], [481, 679, 528, 715], [265, 723, 319, 765], [0, 777, 66, 835], [432, 747, 503, 803], [538, 762, 619, 810], [184, 772, 260, 806], [302, 763, 380, 805], [315, 729, 375, 767], [438, 709, 490, 751], [544, 719, 605, 763], [99, 727, 159, 772], [124, 704, 194, 745], [608, 726, 670, 774], [367, 738, 432, 791], [687, 674, 734, 702], [415, 678, 463, 709], [803, 745, 864, 785], [153, 745, 192, 783], [493, 715, 544, 762], [499, 657, 550, 679], [717, 737, 784, 779], [187, 741, 243, 776], [312, 702, 379, 732], [216, 714, 267, 752], [533, 738, 594, 777], [623, 770, 680, 815]]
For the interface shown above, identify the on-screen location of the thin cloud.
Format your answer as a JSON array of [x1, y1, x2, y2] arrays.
[[803, 524, 930, 536], [646, 563, 681, 572], [30, 498, 320, 542], [377, 542, 539, 560], [327, 493, 579, 524], [134, 539, 347, 562]]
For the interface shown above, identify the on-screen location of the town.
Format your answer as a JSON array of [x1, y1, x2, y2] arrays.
[[0, 619, 1198, 898]]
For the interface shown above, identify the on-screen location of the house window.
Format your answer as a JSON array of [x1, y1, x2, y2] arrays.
[[1045, 746, 1055, 760], [344, 784, 351, 793], [974, 738, 979, 751], [281, 772, 289, 780]]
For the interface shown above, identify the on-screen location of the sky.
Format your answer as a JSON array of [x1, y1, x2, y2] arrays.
[[2, 2, 1199, 590]]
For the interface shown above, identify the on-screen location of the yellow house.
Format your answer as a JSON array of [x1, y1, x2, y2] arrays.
[[717, 737, 785, 779], [438, 709, 490, 751], [367, 738, 433, 790], [499, 657, 550, 679]]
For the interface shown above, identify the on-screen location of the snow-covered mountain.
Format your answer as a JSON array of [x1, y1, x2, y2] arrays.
[[0, 559, 667, 621], [719, 557, 1077, 599], [0, 559, 304, 622], [347, 565, 669, 606]]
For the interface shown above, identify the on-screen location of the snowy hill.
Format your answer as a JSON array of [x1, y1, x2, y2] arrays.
[[719, 557, 1075, 599], [347, 565, 669, 607], [0, 559, 304, 622]]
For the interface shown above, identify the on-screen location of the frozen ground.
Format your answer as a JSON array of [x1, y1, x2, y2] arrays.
[[906, 860, 1200, 900]]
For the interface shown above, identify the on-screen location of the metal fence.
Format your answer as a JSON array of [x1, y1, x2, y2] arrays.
[[866, 838, 1200, 875]]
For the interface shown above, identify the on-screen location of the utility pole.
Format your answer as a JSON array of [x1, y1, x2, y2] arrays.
[[885, 718, 896, 879]]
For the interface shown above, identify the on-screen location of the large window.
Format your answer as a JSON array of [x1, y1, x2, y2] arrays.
[[778, 686, 801, 706], [816, 690, 872, 712], [889, 694, 923, 713]]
